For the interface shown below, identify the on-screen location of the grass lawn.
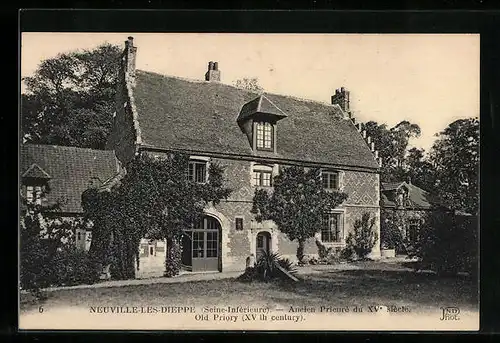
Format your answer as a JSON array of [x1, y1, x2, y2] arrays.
[[20, 261, 478, 315]]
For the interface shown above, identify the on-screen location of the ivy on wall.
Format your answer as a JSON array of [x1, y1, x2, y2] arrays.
[[82, 152, 232, 280]]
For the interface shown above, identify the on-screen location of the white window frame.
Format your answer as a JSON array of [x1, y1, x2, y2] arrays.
[[255, 122, 274, 151], [321, 170, 340, 191], [26, 185, 42, 205], [317, 210, 345, 245], [252, 164, 274, 187], [188, 156, 210, 184]]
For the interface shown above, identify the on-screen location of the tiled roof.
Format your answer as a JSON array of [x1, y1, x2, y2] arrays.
[[237, 94, 288, 122], [22, 163, 51, 179], [132, 70, 379, 170], [381, 181, 405, 191], [380, 181, 445, 210], [20, 144, 119, 213]]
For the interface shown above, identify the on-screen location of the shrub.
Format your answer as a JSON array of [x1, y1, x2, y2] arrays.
[[380, 210, 413, 254], [380, 217, 405, 252], [315, 239, 332, 259], [345, 212, 378, 260], [410, 211, 478, 276], [20, 207, 100, 291], [46, 248, 100, 286], [238, 251, 298, 282]]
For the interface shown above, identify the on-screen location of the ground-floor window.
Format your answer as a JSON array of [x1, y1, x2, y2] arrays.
[[407, 218, 421, 242], [321, 212, 343, 243], [182, 215, 221, 272]]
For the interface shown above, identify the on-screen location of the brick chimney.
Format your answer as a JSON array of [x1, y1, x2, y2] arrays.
[[331, 87, 350, 113], [205, 61, 221, 82], [123, 36, 137, 84]]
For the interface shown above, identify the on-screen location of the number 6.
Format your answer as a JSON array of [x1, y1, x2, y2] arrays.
[[39, 306, 44, 313]]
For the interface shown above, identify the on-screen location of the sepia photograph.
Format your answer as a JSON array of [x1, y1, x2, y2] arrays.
[[19, 32, 479, 331]]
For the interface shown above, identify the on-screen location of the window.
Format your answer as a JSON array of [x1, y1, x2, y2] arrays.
[[322, 171, 339, 190], [188, 160, 207, 183], [253, 170, 273, 187], [407, 219, 421, 242], [26, 185, 42, 205], [206, 231, 218, 257], [257, 234, 264, 248], [192, 231, 205, 258], [256, 122, 274, 150], [321, 213, 343, 243], [235, 217, 244, 231]]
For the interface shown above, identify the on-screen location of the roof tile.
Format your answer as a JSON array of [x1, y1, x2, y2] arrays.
[[133, 70, 379, 170], [20, 144, 119, 213]]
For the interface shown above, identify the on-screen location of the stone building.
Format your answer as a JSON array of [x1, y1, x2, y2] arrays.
[[380, 179, 452, 249], [20, 144, 120, 251], [107, 36, 382, 274]]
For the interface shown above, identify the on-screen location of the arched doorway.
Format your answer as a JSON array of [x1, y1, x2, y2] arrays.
[[256, 231, 271, 261], [181, 215, 222, 272]]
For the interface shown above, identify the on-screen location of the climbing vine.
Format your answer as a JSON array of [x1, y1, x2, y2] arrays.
[[82, 152, 232, 280]]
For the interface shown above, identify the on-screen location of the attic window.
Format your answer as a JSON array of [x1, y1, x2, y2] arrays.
[[256, 122, 274, 150], [26, 185, 42, 205]]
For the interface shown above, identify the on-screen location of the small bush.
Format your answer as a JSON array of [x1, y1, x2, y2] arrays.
[[315, 239, 333, 259], [238, 251, 298, 282], [345, 212, 378, 260], [47, 248, 100, 286], [20, 208, 99, 290]]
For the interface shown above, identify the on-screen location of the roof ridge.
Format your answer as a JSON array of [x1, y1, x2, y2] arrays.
[[261, 94, 288, 117], [22, 163, 52, 179], [21, 143, 115, 154], [136, 69, 341, 109]]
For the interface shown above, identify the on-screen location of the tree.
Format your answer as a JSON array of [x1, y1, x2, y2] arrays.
[[82, 152, 232, 279], [251, 166, 348, 263], [404, 147, 437, 191], [363, 120, 421, 183], [429, 118, 479, 215], [233, 77, 264, 92], [21, 43, 122, 149]]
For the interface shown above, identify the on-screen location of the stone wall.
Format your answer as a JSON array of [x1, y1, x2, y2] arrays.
[[210, 157, 381, 270], [110, 151, 381, 274]]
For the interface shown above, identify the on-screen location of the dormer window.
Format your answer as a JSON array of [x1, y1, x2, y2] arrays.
[[22, 163, 51, 206], [237, 95, 287, 153], [26, 185, 42, 205], [322, 170, 339, 190], [256, 122, 274, 150], [188, 159, 208, 183]]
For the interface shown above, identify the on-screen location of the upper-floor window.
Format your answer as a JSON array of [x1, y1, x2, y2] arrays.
[[26, 185, 42, 205], [321, 212, 343, 243], [253, 170, 272, 187], [256, 122, 274, 151], [252, 164, 274, 187], [322, 171, 339, 190], [188, 160, 207, 183]]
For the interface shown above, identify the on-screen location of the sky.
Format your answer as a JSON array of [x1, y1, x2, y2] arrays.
[[20, 33, 480, 152]]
